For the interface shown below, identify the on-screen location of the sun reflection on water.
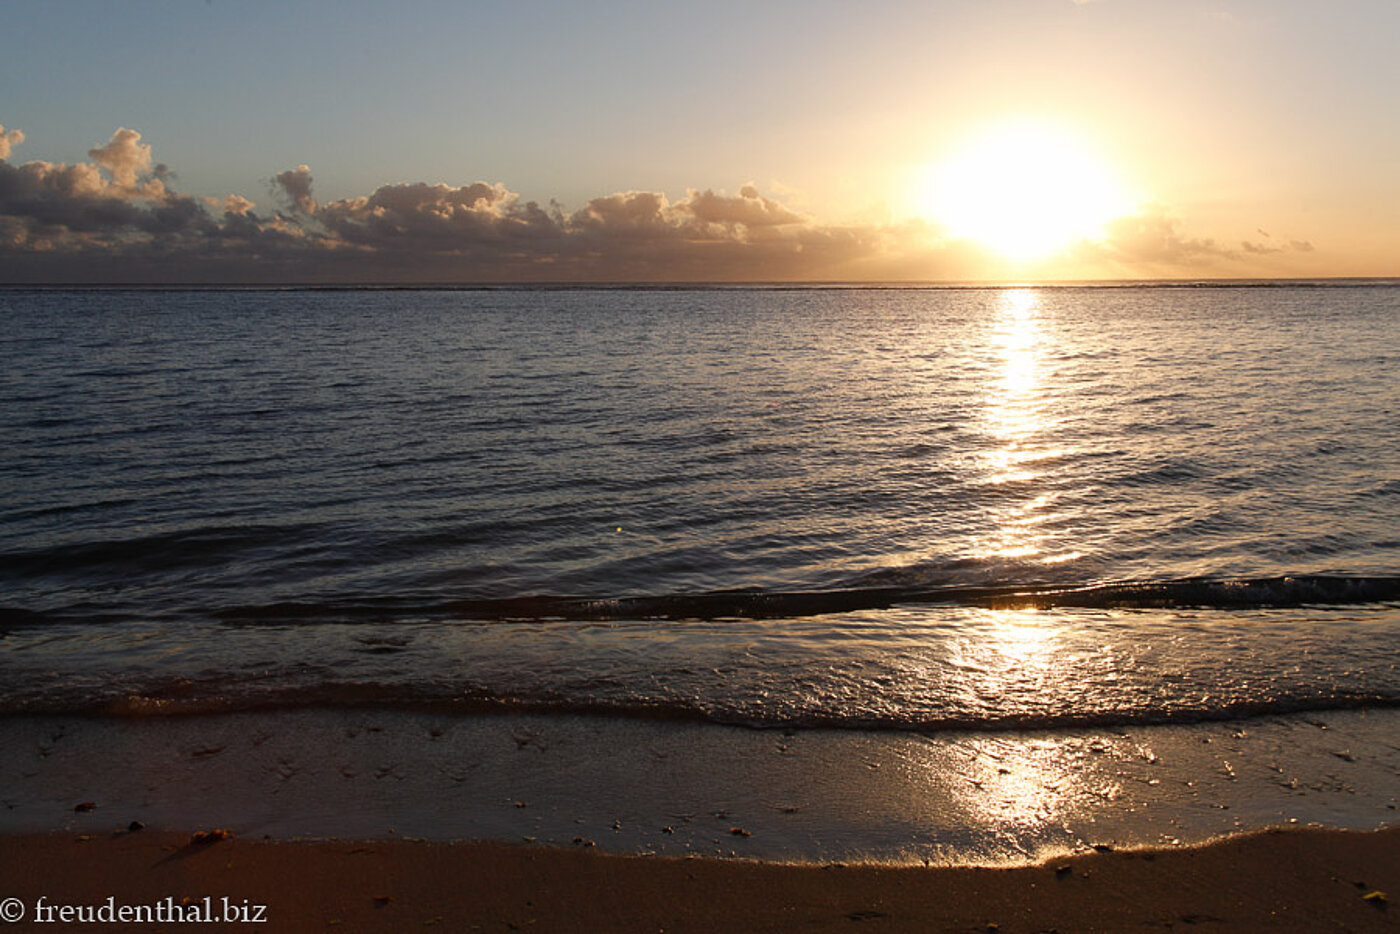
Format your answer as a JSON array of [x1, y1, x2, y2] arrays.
[[952, 607, 1064, 719], [976, 289, 1077, 563], [980, 606, 1057, 668], [985, 288, 1044, 466]]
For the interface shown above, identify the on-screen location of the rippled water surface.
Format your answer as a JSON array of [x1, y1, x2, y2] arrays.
[[2, 284, 1398, 728]]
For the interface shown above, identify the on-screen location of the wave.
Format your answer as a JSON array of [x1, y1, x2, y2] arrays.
[[5, 573, 1398, 731], [2, 676, 1396, 734], [194, 574, 1400, 624], [5, 574, 1398, 629], [5, 574, 1397, 631], [0, 523, 320, 580]]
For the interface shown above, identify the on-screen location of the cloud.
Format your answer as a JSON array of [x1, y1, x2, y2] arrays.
[[1241, 229, 1314, 255], [1105, 209, 1226, 263], [1, 125, 945, 283], [1059, 205, 1238, 275], [683, 185, 806, 230], [571, 190, 671, 237], [205, 193, 256, 216], [0, 124, 1323, 284], [0, 125, 24, 161], [1061, 205, 1325, 278], [0, 127, 313, 273], [0, 127, 209, 250], [273, 164, 316, 214], [87, 127, 161, 194]]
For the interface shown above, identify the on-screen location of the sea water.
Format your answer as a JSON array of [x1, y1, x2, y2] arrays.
[[3, 283, 1399, 734]]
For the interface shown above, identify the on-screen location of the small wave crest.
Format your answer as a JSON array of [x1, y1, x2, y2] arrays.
[[200, 574, 1400, 624], [2, 677, 1396, 735]]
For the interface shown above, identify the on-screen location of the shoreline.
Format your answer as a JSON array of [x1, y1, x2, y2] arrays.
[[1, 826, 1397, 932]]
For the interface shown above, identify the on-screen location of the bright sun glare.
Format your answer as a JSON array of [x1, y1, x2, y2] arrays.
[[918, 120, 1133, 262]]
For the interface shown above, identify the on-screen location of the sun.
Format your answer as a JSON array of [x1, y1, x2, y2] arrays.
[[917, 120, 1133, 262]]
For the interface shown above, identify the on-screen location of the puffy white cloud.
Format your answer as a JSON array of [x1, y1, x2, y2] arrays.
[[0, 125, 24, 161], [204, 193, 256, 216], [87, 127, 157, 192], [682, 185, 806, 232]]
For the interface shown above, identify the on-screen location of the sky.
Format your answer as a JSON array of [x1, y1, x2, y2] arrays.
[[2, 0, 1397, 283]]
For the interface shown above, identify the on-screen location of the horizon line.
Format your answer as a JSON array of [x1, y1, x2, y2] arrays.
[[4, 276, 1399, 293]]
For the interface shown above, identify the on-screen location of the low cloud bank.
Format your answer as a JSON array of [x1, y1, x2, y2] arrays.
[[0, 125, 1313, 283]]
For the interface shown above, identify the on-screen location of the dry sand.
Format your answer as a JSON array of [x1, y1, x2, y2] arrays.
[[1, 826, 1397, 932]]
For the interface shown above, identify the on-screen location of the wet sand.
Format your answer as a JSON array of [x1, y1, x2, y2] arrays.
[[4, 709, 1398, 863], [1, 826, 1397, 932], [2, 708, 1397, 930]]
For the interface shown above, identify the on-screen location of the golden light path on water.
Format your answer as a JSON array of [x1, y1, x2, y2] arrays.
[[927, 289, 1106, 841], [976, 288, 1077, 563]]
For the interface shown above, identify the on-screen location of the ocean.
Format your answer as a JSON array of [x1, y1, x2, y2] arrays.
[[3, 283, 1399, 733]]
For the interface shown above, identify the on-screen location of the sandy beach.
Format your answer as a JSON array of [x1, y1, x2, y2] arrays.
[[1, 708, 1398, 930], [1, 826, 1397, 932], [5, 709, 1399, 861]]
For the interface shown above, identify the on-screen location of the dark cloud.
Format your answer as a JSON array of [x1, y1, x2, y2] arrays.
[[569, 191, 675, 242], [0, 128, 327, 279], [272, 164, 316, 214], [0, 126, 899, 282]]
